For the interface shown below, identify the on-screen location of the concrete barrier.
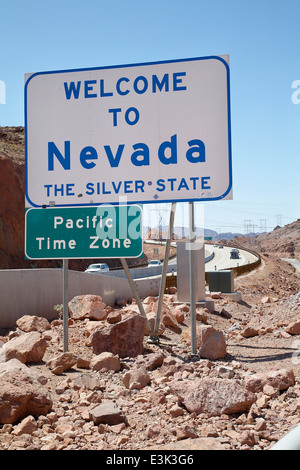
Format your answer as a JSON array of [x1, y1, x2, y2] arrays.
[[0, 269, 161, 328], [0, 246, 256, 329], [105, 264, 169, 279], [106, 249, 214, 280], [270, 424, 300, 450]]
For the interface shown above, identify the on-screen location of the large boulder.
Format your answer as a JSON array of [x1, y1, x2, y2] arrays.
[[170, 378, 256, 417], [197, 325, 227, 360], [68, 294, 108, 320], [134, 352, 164, 371], [0, 331, 47, 364], [144, 312, 165, 336], [122, 368, 151, 390], [244, 369, 295, 393], [0, 359, 52, 424], [16, 315, 51, 333], [89, 401, 126, 425], [144, 299, 181, 332], [46, 352, 77, 375], [91, 314, 146, 358], [90, 352, 121, 372], [285, 320, 300, 335]]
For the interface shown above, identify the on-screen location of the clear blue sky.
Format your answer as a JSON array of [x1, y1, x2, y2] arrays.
[[0, 0, 299, 234]]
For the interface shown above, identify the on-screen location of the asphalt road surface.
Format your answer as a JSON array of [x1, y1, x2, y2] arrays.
[[281, 258, 300, 274], [204, 244, 259, 271], [145, 241, 260, 272], [167, 243, 259, 271]]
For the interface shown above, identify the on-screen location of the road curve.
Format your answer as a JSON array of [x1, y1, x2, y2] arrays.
[[144, 240, 260, 273], [204, 244, 259, 271]]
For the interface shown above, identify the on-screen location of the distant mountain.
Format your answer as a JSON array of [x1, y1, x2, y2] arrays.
[[171, 227, 219, 239], [143, 223, 272, 242], [216, 232, 244, 240], [144, 225, 246, 241]]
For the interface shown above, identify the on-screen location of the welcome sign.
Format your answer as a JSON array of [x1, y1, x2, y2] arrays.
[[25, 56, 232, 208]]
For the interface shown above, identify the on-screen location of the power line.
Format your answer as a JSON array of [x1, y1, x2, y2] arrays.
[[276, 214, 282, 226], [243, 220, 252, 234], [259, 219, 267, 232]]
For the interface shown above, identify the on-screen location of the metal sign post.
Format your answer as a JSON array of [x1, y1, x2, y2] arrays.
[[153, 203, 176, 340], [188, 201, 197, 355], [63, 258, 69, 352], [120, 258, 153, 336]]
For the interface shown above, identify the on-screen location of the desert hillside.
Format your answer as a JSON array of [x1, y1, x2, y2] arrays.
[[227, 220, 300, 260]]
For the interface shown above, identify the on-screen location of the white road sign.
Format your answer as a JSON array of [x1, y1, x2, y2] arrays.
[[25, 56, 232, 208]]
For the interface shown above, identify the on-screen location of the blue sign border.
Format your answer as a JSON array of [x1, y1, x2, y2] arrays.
[[24, 56, 232, 208]]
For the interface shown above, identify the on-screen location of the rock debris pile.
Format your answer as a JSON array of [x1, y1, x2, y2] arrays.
[[0, 285, 300, 451]]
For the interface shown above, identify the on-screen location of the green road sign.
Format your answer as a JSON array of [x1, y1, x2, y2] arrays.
[[25, 205, 143, 260]]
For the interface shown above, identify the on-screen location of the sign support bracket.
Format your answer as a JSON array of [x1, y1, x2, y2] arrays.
[[152, 202, 176, 342], [120, 257, 153, 336]]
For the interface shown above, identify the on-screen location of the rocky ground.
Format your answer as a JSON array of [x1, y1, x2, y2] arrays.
[[0, 252, 299, 452], [0, 126, 299, 453]]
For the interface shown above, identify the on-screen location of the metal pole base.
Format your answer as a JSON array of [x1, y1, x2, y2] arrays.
[[147, 335, 160, 345]]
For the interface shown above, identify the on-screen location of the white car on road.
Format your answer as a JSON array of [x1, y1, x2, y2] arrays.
[[148, 260, 162, 267], [85, 263, 109, 273]]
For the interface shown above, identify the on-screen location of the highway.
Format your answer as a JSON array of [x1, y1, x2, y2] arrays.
[[145, 241, 260, 273], [204, 244, 259, 271]]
